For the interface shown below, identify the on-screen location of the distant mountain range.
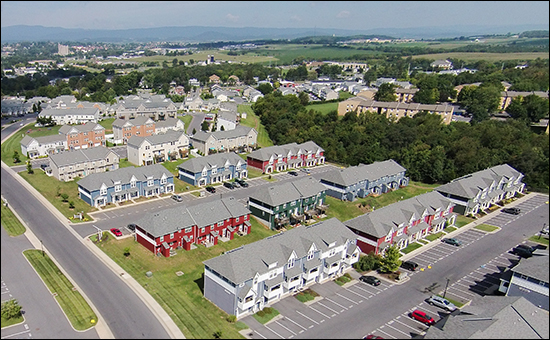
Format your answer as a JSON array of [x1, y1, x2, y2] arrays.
[[1, 24, 548, 43]]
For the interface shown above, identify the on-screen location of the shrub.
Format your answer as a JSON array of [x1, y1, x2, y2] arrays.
[[60, 193, 69, 202], [123, 247, 131, 257], [256, 309, 265, 317], [1, 299, 22, 319], [226, 314, 237, 323], [263, 307, 273, 314], [353, 252, 382, 272], [68, 201, 75, 209]]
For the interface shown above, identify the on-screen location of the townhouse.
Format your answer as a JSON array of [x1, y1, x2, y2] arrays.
[[177, 152, 247, 187], [242, 86, 264, 103], [59, 122, 106, 150], [337, 96, 454, 124], [127, 130, 189, 166], [20, 134, 67, 159], [435, 164, 525, 216], [78, 164, 174, 207], [344, 191, 456, 255], [48, 146, 119, 182], [154, 117, 185, 134], [499, 90, 549, 111], [246, 141, 325, 174], [248, 176, 328, 230], [216, 111, 238, 132], [133, 197, 251, 256], [112, 116, 155, 144], [203, 217, 359, 320], [357, 88, 419, 103], [430, 59, 453, 70], [498, 251, 549, 311], [318, 159, 409, 201], [38, 107, 101, 125], [114, 95, 177, 120], [190, 125, 258, 155]]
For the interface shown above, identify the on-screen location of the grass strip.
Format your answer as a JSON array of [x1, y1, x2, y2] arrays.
[[23, 250, 97, 331]]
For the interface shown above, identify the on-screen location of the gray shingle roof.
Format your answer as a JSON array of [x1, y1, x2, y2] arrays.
[[77, 163, 172, 192], [112, 116, 154, 128], [177, 152, 244, 173], [203, 217, 357, 284], [133, 197, 250, 237], [49, 146, 116, 167], [190, 125, 254, 143], [319, 159, 405, 187], [20, 134, 66, 147], [39, 107, 99, 117], [424, 296, 549, 339], [511, 254, 549, 283], [249, 177, 326, 207], [344, 191, 452, 237], [247, 141, 323, 162], [58, 122, 104, 135], [435, 164, 523, 199], [127, 130, 187, 148]]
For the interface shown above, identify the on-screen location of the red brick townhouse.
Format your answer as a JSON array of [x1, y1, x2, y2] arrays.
[[133, 197, 251, 257], [58, 122, 106, 150], [247, 141, 325, 173], [344, 191, 456, 255]]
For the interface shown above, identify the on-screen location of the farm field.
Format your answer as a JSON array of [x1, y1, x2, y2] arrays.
[[410, 52, 549, 61]]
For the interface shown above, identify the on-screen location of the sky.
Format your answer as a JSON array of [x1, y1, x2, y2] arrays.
[[1, 1, 549, 31]]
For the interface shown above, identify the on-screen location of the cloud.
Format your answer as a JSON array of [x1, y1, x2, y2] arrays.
[[226, 13, 239, 23], [336, 10, 350, 18]]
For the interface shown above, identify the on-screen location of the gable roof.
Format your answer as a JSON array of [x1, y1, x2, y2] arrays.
[[190, 125, 255, 143], [177, 152, 244, 173], [127, 130, 187, 148], [203, 217, 357, 284], [344, 191, 453, 238], [112, 116, 154, 128], [58, 122, 104, 135], [319, 159, 406, 187], [49, 146, 116, 167], [247, 141, 323, 162], [20, 134, 65, 147], [77, 163, 172, 192]]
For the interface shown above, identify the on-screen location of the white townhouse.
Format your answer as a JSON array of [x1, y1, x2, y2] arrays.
[[38, 107, 101, 125], [154, 117, 185, 134], [48, 146, 119, 182], [203, 217, 359, 319], [20, 134, 67, 159], [190, 125, 258, 155], [127, 130, 189, 166]]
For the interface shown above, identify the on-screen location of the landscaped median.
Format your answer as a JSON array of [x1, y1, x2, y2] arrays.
[[22, 249, 97, 331]]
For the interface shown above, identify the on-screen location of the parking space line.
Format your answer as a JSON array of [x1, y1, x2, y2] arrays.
[[336, 292, 359, 306], [394, 317, 421, 332], [377, 327, 397, 339], [274, 320, 296, 336], [252, 330, 267, 339], [351, 284, 376, 297], [318, 300, 342, 314], [386, 320, 411, 337], [284, 316, 308, 331], [344, 286, 368, 301], [308, 305, 331, 319], [295, 310, 319, 325], [1, 329, 32, 339]]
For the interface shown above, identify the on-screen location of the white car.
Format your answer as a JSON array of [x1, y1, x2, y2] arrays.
[[426, 295, 457, 312]]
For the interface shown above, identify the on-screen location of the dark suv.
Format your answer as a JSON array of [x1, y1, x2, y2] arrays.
[[235, 178, 249, 187], [512, 246, 533, 258], [502, 207, 521, 215], [205, 186, 216, 193], [401, 260, 419, 271], [223, 182, 235, 189]]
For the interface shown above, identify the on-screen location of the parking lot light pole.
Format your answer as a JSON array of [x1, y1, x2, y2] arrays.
[[443, 278, 450, 298]]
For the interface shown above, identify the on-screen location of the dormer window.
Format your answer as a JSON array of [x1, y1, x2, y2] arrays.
[[287, 258, 295, 269]]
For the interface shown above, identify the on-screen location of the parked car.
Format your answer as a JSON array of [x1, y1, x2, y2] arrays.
[[288, 171, 298, 176], [411, 309, 435, 325], [300, 168, 310, 174], [363, 335, 384, 339], [502, 207, 521, 215], [426, 295, 457, 312], [359, 275, 381, 286], [224, 182, 235, 189], [442, 238, 462, 246], [236, 179, 249, 187], [171, 194, 183, 202], [511, 246, 533, 258], [127, 223, 137, 232], [110, 228, 122, 237], [205, 186, 216, 193], [401, 260, 419, 271], [515, 244, 535, 253]]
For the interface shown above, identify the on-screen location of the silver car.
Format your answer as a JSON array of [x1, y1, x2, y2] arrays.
[[426, 295, 457, 312]]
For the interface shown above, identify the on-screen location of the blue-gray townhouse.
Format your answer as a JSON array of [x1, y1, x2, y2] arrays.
[[78, 164, 174, 207], [177, 152, 247, 186], [318, 159, 409, 201]]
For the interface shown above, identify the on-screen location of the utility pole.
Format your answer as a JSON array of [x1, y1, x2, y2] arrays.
[[443, 278, 450, 298]]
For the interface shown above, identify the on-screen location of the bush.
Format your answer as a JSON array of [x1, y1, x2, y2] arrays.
[[60, 193, 69, 202], [123, 247, 131, 257], [263, 307, 273, 314], [353, 252, 382, 272], [68, 201, 75, 209], [226, 314, 237, 323], [1, 299, 22, 320], [256, 309, 265, 317]]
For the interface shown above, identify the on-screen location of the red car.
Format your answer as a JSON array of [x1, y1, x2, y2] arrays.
[[363, 335, 384, 339], [110, 228, 122, 237], [411, 309, 435, 325]]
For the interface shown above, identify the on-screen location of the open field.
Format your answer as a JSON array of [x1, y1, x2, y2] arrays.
[[410, 52, 549, 61]]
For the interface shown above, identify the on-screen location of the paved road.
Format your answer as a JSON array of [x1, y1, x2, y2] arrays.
[[1, 226, 99, 339], [185, 111, 205, 136], [1, 165, 172, 339]]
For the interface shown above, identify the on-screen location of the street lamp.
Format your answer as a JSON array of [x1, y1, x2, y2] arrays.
[[443, 278, 450, 298]]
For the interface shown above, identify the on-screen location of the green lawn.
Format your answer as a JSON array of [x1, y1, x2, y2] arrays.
[[18, 170, 96, 222], [252, 307, 280, 325], [474, 224, 499, 232], [92, 216, 277, 338], [529, 234, 549, 247], [178, 115, 193, 131], [238, 104, 273, 148], [23, 249, 97, 331], [98, 117, 115, 133], [0, 203, 26, 236], [401, 242, 424, 254], [294, 288, 319, 303], [0, 301, 24, 328], [1, 122, 62, 166]]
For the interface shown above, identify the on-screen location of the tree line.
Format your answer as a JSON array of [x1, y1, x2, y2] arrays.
[[252, 91, 549, 192]]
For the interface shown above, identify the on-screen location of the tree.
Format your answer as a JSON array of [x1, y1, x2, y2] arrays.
[[298, 91, 309, 106], [201, 121, 209, 132], [26, 160, 34, 174], [257, 83, 273, 95], [13, 151, 20, 163], [379, 245, 402, 273], [523, 94, 549, 123], [374, 83, 397, 102], [1, 299, 22, 320], [192, 128, 197, 135]]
